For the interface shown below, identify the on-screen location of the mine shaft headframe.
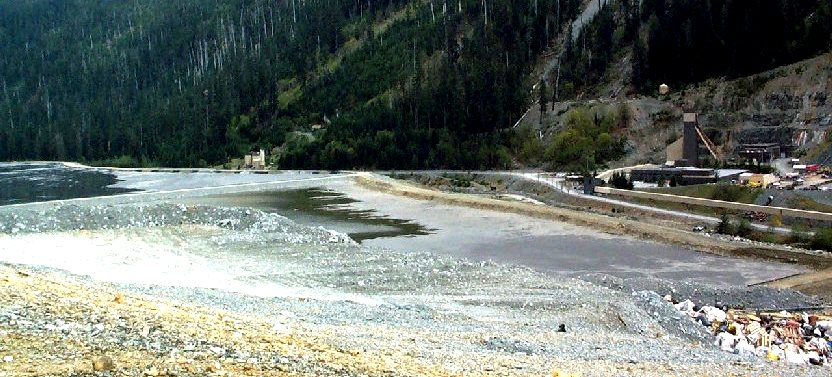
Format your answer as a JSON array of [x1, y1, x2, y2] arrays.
[[683, 113, 723, 164]]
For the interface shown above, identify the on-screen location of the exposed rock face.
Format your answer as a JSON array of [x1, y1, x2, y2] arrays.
[[678, 53, 832, 160], [522, 54, 831, 167]]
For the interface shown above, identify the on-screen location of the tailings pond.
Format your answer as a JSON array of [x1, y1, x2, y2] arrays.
[[0, 165, 809, 288], [0, 162, 135, 205], [189, 179, 808, 287]]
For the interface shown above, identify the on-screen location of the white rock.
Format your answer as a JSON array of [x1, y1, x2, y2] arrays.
[[701, 306, 727, 323], [755, 346, 769, 358], [272, 322, 290, 334], [734, 338, 755, 356], [92, 323, 105, 334], [817, 320, 832, 331], [784, 349, 808, 365], [714, 332, 737, 352], [674, 300, 695, 313]]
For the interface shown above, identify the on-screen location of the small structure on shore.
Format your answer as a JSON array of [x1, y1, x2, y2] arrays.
[[244, 149, 266, 170]]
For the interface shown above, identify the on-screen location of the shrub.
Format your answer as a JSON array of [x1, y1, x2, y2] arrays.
[[716, 213, 736, 235], [787, 225, 812, 244], [91, 155, 140, 168], [736, 218, 754, 238], [610, 171, 632, 189], [810, 228, 832, 252]]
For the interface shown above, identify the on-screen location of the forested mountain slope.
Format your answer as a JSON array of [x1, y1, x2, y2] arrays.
[[1, 0, 830, 169], [0, 0, 583, 168]]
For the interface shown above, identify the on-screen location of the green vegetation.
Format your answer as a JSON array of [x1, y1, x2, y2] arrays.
[[0, 0, 585, 169], [609, 171, 633, 190], [784, 195, 832, 214], [648, 184, 763, 204], [716, 213, 755, 239], [716, 213, 734, 235], [543, 107, 627, 172], [510, 126, 545, 166], [89, 155, 144, 169], [1, 1, 828, 168], [811, 228, 832, 252]]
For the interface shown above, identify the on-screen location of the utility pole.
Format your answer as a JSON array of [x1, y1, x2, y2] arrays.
[[204, 89, 209, 149]]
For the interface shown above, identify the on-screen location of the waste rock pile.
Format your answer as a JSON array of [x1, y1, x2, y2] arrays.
[[673, 298, 832, 367], [581, 273, 821, 310]]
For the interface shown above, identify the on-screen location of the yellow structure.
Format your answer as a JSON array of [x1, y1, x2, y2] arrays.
[[738, 173, 778, 188]]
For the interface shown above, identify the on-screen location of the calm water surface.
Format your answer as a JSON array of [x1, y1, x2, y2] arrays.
[[187, 188, 433, 242], [0, 163, 136, 206]]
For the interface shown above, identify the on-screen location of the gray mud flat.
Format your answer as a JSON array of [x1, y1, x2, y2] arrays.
[[0, 162, 135, 205], [317, 180, 809, 287], [101, 171, 815, 308], [185, 188, 433, 242]]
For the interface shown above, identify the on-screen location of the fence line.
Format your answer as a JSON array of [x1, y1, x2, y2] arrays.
[[595, 187, 832, 222]]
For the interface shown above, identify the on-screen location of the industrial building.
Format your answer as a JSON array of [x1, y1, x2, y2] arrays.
[[737, 143, 781, 163], [714, 169, 749, 182], [630, 164, 717, 185], [738, 173, 779, 188], [665, 113, 723, 168]]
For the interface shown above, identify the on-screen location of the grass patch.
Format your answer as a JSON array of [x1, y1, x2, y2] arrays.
[[645, 183, 763, 204], [89, 155, 146, 168], [784, 195, 832, 214], [811, 228, 832, 251], [277, 85, 303, 110]]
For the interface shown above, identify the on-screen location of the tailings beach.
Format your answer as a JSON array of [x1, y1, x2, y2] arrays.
[[1, 164, 829, 376]]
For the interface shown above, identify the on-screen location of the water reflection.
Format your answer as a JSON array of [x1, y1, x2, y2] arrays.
[[189, 188, 433, 242], [0, 163, 136, 206]]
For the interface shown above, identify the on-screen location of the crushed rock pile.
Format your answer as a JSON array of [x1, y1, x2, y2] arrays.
[[672, 298, 832, 367]]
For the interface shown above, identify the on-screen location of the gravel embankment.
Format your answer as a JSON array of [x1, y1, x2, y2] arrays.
[[0, 264, 453, 377]]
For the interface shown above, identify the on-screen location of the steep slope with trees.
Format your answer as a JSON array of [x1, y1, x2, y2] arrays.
[[550, 0, 831, 98], [2, 0, 829, 169], [0, 0, 584, 168]]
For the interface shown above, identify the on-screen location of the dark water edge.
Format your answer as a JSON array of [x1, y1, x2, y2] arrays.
[[0, 163, 137, 206], [187, 188, 434, 242]]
